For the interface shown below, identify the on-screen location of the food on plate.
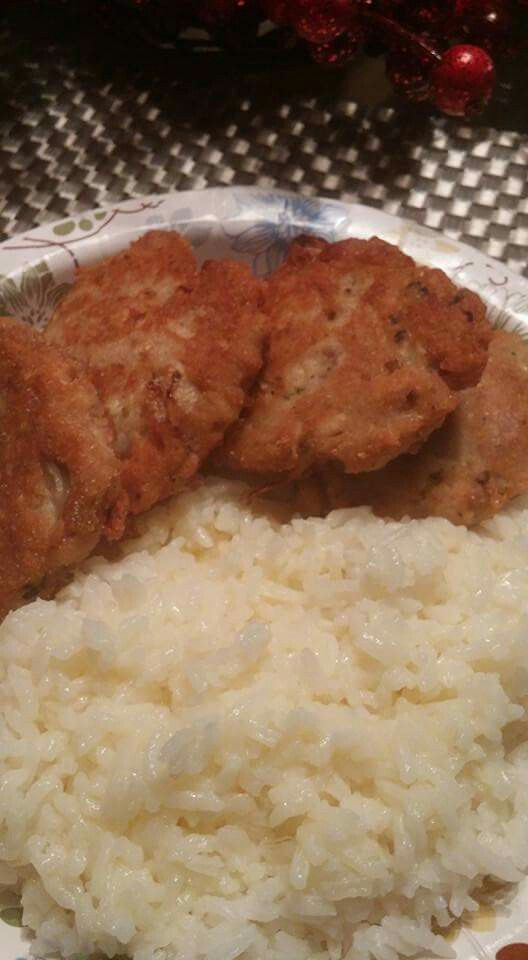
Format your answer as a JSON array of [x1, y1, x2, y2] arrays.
[[0, 227, 510, 624], [0, 235, 267, 620], [47, 248, 267, 519], [217, 235, 492, 479], [0, 316, 120, 621], [317, 330, 528, 526], [2, 220, 528, 960], [1, 478, 528, 960], [46, 229, 198, 348]]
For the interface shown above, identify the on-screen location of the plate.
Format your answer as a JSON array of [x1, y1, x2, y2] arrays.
[[1, 187, 528, 960]]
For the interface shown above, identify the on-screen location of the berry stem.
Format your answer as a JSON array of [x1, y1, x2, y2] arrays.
[[362, 9, 443, 64]]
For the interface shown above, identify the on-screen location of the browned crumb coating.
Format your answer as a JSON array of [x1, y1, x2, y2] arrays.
[[108, 258, 267, 519], [319, 330, 528, 527], [0, 229, 498, 621], [47, 242, 267, 521], [48, 251, 264, 520], [217, 236, 492, 479], [0, 317, 121, 619], [46, 229, 198, 350], [0, 232, 267, 620]]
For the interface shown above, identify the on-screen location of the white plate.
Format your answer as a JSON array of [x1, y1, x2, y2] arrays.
[[1, 187, 528, 960]]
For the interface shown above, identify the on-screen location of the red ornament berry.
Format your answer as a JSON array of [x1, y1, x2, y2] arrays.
[[260, 0, 291, 23], [453, 0, 512, 50], [291, 0, 354, 45], [407, 2, 449, 34], [309, 26, 362, 65], [432, 44, 495, 116]]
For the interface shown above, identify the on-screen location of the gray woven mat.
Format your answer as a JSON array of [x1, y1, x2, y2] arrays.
[[1, 10, 527, 276]]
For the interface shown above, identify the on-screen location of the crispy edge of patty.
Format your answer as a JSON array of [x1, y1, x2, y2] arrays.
[[217, 235, 492, 478], [0, 317, 121, 619], [311, 236, 491, 391], [316, 329, 528, 527], [49, 247, 268, 522]]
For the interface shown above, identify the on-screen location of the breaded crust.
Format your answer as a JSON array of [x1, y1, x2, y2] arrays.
[[0, 317, 120, 619], [47, 245, 267, 521], [319, 330, 528, 527], [311, 237, 491, 390], [217, 236, 492, 478], [46, 230, 198, 348]]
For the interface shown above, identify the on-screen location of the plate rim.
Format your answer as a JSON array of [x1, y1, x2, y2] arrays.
[[2, 186, 527, 337], [0, 184, 526, 290]]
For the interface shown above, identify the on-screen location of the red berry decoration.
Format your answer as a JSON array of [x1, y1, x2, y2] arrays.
[[453, 0, 512, 50], [432, 44, 495, 116], [116, 0, 524, 118], [406, 2, 450, 35], [309, 26, 363, 65], [290, 0, 354, 45]]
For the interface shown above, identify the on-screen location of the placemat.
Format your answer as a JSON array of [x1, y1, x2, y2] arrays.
[[1, 6, 527, 275]]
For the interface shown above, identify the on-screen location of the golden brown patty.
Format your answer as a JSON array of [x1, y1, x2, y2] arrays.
[[46, 230, 198, 349], [217, 236, 492, 480], [0, 317, 121, 620], [47, 239, 267, 521], [318, 330, 528, 527]]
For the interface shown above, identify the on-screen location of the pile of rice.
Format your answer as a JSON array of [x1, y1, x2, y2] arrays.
[[1, 478, 528, 960]]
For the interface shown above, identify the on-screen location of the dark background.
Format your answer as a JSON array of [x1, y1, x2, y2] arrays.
[[1, 1, 527, 274]]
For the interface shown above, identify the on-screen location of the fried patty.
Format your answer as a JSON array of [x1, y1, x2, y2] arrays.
[[47, 241, 267, 521], [0, 317, 121, 620], [318, 330, 528, 527], [217, 236, 492, 479], [46, 229, 198, 349]]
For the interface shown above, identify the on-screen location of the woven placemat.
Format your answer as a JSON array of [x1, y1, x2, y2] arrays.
[[1, 6, 527, 276]]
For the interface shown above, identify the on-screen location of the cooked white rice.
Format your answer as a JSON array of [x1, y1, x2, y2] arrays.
[[1, 478, 528, 960]]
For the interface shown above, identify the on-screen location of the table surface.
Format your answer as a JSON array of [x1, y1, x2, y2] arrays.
[[1, 5, 527, 277]]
